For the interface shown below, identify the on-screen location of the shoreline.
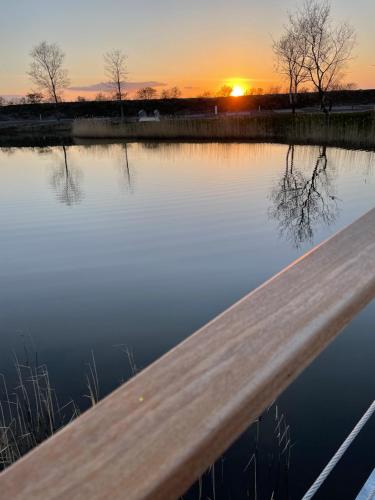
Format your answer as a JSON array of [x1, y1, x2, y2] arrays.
[[1, 111, 374, 151]]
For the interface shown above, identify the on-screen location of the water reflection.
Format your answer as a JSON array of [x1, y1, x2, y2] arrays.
[[1, 141, 375, 499], [118, 143, 133, 193], [0, 147, 16, 156], [50, 146, 83, 206], [269, 145, 339, 248]]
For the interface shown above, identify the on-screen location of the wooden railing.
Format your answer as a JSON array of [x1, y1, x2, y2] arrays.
[[2, 208, 375, 499]]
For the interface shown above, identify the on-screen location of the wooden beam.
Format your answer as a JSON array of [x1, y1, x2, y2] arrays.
[[2, 209, 375, 500]]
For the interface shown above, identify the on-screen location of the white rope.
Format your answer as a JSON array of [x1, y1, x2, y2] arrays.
[[366, 479, 375, 500], [301, 400, 375, 500]]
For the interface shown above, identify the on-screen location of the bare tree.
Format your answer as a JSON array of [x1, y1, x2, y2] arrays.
[[267, 86, 282, 95], [245, 87, 264, 96], [25, 92, 44, 104], [160, 86, 182, 99], [169, 86, 182, 98], [28, 42, 70, 104], [217, 85, 233, 97], [136, 87, 157, 100], [291, 0, 356, 112], [331, 81, 358, 91], [95, 92, 106, 101], [0, 96, 5, 106], [160, 89, 169, 99], [104, 50, 128, 101], [197, 91, 212, 98], [273, 24, 309, 113]]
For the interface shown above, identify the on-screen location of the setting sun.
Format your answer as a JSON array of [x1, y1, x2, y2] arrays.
[[230, 85, 245, 97]]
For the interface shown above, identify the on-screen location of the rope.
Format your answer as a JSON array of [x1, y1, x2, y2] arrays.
[[366, 479, 375, 500], [301, 400, 375, 500]]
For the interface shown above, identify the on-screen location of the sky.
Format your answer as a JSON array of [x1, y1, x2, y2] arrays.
[[0, 0, 374, 100]]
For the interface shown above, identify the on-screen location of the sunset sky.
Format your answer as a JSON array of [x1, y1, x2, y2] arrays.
[[0, 0, 374, 100]]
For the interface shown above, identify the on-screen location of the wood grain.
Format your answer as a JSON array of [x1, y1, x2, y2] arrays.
[[2, 209, 375, 500]]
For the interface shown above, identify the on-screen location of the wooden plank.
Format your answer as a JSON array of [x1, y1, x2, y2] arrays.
[[2, 209, 375, 500]]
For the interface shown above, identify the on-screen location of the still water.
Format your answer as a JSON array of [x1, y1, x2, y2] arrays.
[[0, 142, 374, 499]]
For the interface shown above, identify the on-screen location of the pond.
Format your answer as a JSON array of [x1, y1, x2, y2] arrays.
[[0, 141, 374, 499]]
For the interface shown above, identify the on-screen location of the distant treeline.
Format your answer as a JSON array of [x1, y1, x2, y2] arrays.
[[1, 90, 375, 121]]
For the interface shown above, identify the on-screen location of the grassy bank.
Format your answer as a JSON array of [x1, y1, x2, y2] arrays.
[[72, 112, 375, 149], [0, 120, 72, 146]]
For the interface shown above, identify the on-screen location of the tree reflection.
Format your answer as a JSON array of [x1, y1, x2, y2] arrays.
[[121, 142, 133, 191], [269, 145, 338, 247], [50, 146, 83, 206], [118, 143, 133, 193]]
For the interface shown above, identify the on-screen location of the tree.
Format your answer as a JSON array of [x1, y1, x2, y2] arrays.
[[28, 42, 70, 104], [95, 93, 106, 101], [0, 96, 4, 106], [268, 86, 282, 95], [76, 96, 86, 102], [245, 87, 264, 96], [331, 81, 357, 91], [217, 85, 233, 97], [26, 92, 44, 104], [197, 91, 212, 98], [104, 50, 128, 101], [169, 86, 182, 98], [136, 87, 157, 100], [160, 86, 182, 99], [290, 0, 356, 112], [273, 24, 309, 113]]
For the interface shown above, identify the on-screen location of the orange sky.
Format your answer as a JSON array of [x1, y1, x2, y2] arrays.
[[0, 0, 374, 101]]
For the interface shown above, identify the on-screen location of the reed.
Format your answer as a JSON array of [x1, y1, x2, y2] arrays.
[[0, 352, 97, 471], [72, 112, 375, 149]]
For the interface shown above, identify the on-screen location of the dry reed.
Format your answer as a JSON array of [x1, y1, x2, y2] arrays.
[[72, 112, 375, 149]]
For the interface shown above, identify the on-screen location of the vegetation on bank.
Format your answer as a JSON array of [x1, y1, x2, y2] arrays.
[[72, 112, 375, 149], [1, 89, 375, 122]]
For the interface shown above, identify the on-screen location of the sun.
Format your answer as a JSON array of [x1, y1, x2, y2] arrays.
[[230, 85, 245, 97]]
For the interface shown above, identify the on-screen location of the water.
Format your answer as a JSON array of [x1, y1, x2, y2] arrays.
[[0, 141, 374, 499]]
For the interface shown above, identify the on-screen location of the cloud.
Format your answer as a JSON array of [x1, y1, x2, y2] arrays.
[[69, 81, 167, 92]]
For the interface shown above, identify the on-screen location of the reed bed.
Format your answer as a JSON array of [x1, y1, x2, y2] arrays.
[[72, 112, 375, 149], [0, 352, 97, 470]]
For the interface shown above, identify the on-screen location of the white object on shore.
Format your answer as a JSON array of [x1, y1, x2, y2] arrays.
[[138, 116, 160, 122], [138, 109, 160, 122]]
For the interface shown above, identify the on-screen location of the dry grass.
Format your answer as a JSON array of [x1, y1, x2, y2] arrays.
[[72, 112, 375, 149], [0, 351, 99, 471], [0, 357, 78, 469]]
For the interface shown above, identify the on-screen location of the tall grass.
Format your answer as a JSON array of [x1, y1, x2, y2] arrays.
[[72, 112, 375, 149], [0, 351, 97, 470]]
